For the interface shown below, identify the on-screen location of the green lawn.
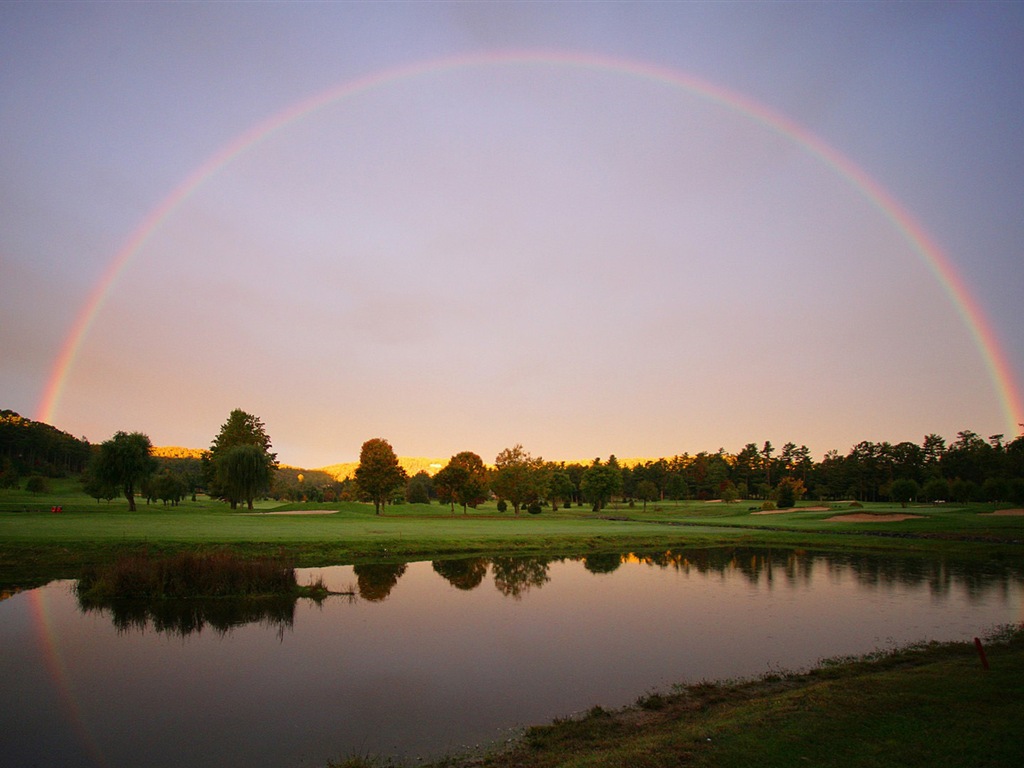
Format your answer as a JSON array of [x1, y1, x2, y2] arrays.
[[3, 482, 1023, 589]]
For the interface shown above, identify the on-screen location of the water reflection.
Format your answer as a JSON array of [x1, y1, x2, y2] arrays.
[[74, 548, 1024, 637], [77, 594, 302, 637], [491, 556, 551, 599], [432, 557, 488, 590], [3, 547, 1021, 768], [353, 562, 407, 602]]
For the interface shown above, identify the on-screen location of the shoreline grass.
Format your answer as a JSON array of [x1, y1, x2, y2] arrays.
[[406, 626, 1024, 768]]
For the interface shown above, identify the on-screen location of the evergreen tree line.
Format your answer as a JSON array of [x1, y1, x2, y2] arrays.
[[4, 406, 1023, 509], [0, 410, 92, 486]]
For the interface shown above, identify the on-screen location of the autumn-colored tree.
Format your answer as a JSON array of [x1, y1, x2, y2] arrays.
[[434, 451, 488, 514], [491, 444, 544, 515], [354, 438, 407, 515]]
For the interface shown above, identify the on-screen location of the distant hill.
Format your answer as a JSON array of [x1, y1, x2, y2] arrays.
[[317, 457, 447, 481], [149, 450, 674, 478], [152, 446, 208, 460]]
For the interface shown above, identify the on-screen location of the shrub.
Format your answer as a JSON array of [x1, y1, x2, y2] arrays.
[[527, 501, 542, 515], [496, 499, 507, 513], [776, 483, 795, 509], [25, 474, 48, 494], [76, 551, 298, 601], [760, 500, 777, 511]]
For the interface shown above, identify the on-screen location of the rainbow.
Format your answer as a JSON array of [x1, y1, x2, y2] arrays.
[[28, 587, 108, 765], [34, 49, 1022, 431]]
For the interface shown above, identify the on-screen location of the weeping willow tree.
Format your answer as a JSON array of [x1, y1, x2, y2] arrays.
[[91, 431, 157, 511], [215, 444, 273, 510]]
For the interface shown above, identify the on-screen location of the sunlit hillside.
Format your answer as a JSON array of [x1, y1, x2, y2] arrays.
[[152, 446, 207, 460], [317, 457, 448, 481], [150, 449, 729, 477]]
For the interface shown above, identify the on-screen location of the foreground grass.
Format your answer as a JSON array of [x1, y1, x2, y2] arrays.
[[406, 627, 1023, 768]]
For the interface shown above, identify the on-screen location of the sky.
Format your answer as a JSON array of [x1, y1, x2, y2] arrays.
[[2, 1, 1022, 469]]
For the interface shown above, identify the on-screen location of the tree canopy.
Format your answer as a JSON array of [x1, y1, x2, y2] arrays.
[[90, 431, 157, 511], [492, 444, 545, 515], [433, 451, 488, 514], [581, 456, 623, 512], [354, 438, 407, 514], [208, 409, 278, 509]]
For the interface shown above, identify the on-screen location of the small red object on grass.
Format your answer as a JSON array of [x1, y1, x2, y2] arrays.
[[973, 637, 989, 670]]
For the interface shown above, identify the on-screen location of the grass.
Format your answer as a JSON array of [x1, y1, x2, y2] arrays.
[[2, 483, 1023, 589], [419, 626, 1024, 768]]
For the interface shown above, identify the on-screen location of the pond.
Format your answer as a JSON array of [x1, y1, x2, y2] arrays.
[[2, 547, 1022, 767]]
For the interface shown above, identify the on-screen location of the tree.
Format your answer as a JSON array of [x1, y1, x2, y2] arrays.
[[433, 461, 469, 513], [762, 441, 775, 487], [406, 471, 433, 504], [91, 431, 157, 511], [635, 479, 659, 511], [210, 409, 277, 462], [81, 466, 117, 503], [491, 444, 544, 515], [545, 468, 575, 510], [209, 409, 278, 509], [922, 477, 949, 503], [775, 477, 805, 509], [354, 438, 407, 515], [434, 451, 488, 514], [890, 478, 919, 508], [218, 445, 272, 510], [581, 457, 622, 512]]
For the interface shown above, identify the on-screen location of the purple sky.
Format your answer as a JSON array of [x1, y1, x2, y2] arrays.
[[2, 2, 1022, 468]]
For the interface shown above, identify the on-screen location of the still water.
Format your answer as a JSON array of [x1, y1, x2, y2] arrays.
[[2, 548, 1022, 768]]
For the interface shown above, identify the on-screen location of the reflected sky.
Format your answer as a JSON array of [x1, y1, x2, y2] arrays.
[[1, 549, 1021, 767]]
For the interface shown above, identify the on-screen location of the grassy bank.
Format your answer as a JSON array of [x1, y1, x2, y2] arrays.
[[2, 483, 1023, 589], [407, 627, 1024, 768]]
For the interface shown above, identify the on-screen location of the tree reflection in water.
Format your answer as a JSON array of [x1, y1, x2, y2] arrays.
[[582, 552, 623, 574], [353, 562, 408, 602], [432, 558, 488, 590], [491, 556, 552, 599], [77, 593, 305, 638], [75, 549, 1023, 637]]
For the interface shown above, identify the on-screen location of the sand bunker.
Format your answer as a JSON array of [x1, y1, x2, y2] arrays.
[[751, 506, 830, 515], [825, 513, 923, 523], [242, 510, 338, 516], [980, 509, 1024, 516]]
